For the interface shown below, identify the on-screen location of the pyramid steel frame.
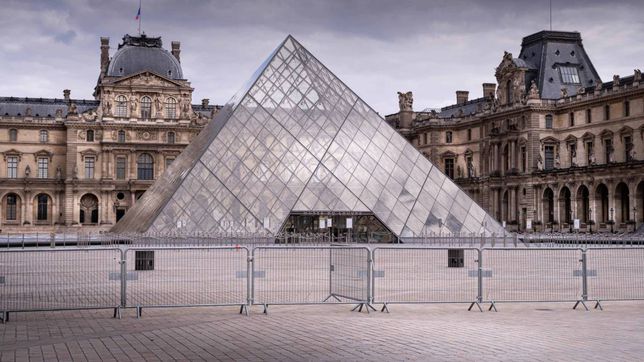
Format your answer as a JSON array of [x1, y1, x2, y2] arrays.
[[112, 36, 504, 237]]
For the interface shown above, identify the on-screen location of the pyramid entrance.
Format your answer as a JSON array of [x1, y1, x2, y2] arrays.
[[281, 212, 394, 242]]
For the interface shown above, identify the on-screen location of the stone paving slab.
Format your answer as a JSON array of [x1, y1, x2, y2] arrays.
[[1, 302, 644, 361]]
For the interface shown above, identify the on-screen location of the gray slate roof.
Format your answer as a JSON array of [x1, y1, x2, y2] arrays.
[[107, 35, 183, 80], [438, 97, 488, 118], [0, 97, 98, 118]]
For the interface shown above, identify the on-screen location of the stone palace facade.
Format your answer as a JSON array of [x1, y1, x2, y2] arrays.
[[0, 34, 218, 232], [387, 31, 644, 233]]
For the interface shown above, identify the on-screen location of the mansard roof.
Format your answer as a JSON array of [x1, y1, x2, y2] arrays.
[[107, 34, 183, 80], [0, 97, 98, 118]]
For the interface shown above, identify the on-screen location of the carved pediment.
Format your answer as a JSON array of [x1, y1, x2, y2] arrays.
[[618, 126, 633, 136], [440, 150, 457, 159], [564, 134, 577, 143], [33, 150, 53, 161], [111, 71, 184, 88], [581, 132, 595, 141], [600, 129, 614, 139], [2, 149, 23, 161], [540, 136, 559, 145]]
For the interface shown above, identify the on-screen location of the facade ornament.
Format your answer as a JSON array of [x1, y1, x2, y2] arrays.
[[55, 166, 62, 180], [528, 80, 540, 99], [155, 96, 163, 114], [628, 147, 636, 162], [607, 144, 615, 163], [397, 91, 413, 112], [102, 98, 112, 116], [130, 97, 138, 113], [25, 107, 32, 117], [594, 81, 603, 94], [613, 74, 621, 87], [456, 165, 463, 178], [181, 97, 191, 117], [68, 102, 78, 115], [560, 87, 568, 98], [72, 164, 78, 179], [82, 110, 97, 122], [577, 85, 586, 95], [554, 153, 561, 169], [77, 130, 86, 140], [588, 151, 596, 165], [55, 109, 63, 118], [634, 69, 642, 82], [467, 158, 475, 177], [24, 165, 31, 178]]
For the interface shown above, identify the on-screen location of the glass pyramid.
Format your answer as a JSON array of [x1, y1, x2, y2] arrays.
[[112, 36, 504, 237]]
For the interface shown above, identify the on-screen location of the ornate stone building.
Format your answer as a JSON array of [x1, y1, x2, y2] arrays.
[[387, 30, 644, 233], [0, 34, 218, 232]]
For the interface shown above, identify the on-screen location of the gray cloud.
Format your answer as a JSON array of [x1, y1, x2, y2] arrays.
[[0, 0, 642, 114]]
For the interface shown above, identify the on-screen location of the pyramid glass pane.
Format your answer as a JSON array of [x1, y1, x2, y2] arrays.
[[113, 35, 504, 237]]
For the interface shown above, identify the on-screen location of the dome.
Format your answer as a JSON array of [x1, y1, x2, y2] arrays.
[[106, 34, 183, 79]]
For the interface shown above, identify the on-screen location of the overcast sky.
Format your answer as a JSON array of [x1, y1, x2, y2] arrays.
[[1, 0, 643, 115]]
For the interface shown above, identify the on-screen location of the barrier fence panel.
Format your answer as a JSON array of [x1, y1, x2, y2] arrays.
[[587, 248, 644, 305], [0, 248, 122, 321], [251, 246, 370, 309], [124, 246, 249, 316], [482, 248, 584, 307], [372, 247, 480, 308]]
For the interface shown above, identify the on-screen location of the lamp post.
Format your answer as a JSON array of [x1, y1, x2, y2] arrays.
[[610, 207, 614, 233]]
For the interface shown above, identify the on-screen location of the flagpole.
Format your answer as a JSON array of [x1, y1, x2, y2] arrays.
[[138, 0, 142, 35]]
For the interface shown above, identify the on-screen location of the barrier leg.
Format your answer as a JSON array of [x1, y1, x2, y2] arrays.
[[136, 305, 142, 318], [573, 300, 589, 311], [488, 301, 497, 312], [239, 304, 249, 316], [380, 303, 389, 313], [0, 311, 7, 323], [113, 307, 122, 319], [262, 304, 268, 315], [468, 301, 483, 312], [594, 300, 603, 311]]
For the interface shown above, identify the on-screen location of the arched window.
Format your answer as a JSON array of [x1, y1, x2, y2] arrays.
[[167, 131, 175, 144], [141, 96, 152, 120], [9, 129, 17, 142], [39, 130, 48, 143], [118, 130, 126, 143], [5, 193, 19, 221], [115, 95, 128, 117], [165, 97, 177, 118], [79, 193, 99, 224], [36, 194, 49, 221], [137, 153, 154, 180], [86, 130, 94, 142]]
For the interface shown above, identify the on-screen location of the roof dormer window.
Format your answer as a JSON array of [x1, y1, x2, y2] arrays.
[[559, 66, 580, 84]]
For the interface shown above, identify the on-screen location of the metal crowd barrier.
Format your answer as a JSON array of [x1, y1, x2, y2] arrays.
[[251, 246, 371, 313], [0, 248, 122, 322], [124, 246, 250, 317], [586, 248, 644, 309], [372, 247, 481, 312], [481, 248, 585, 310]]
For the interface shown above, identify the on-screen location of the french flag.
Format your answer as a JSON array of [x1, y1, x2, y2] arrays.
[[135, 6, 141, 20]]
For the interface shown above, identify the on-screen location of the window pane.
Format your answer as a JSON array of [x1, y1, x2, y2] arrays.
[[137, 153, 154, 180], [165, 98, 176, 118], [141, 97, 152, 120], [87, 130, 94, 142], [37, 194, 48, 221], [40, 130, 48, 143], [38, 158, 48, 178], [560, 66, 580, 84], [9, 129, 17, 142], [116, 95, 128, 117], [544, 146, 554, 170], [116, 157, 126, 179], [85, 157, 95, 179], [167, 132, 175, 144], [7, 156, 18, 178], [118, 130, 126, 143], [6, 194, 17, 221]]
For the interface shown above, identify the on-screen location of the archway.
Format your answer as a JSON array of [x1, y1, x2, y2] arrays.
[[615, 182, 630, 224], [543, 188, 554, 224], [33, 193, 52, 224], [79, 193, 99, 224], [2, 193, 21, 223], [595, 184, 609, 223], [576, 185, 590, 223], [559, 187, 572, 224]]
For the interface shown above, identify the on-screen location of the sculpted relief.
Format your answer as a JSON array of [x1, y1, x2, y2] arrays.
[[397, 91, 413, 112]]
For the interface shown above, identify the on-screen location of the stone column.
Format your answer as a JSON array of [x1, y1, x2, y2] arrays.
[[130, 151, 137, 180]]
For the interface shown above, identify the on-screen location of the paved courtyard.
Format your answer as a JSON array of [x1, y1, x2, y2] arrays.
[[1, 302, 643, 361]]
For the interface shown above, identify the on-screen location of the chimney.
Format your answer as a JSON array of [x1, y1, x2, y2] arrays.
[[171, 41, 181, 62], [100, 37, 110, 71], [456, 90, 469, 105], [483, 83, 496, 99], [201, 98, 209, 107], [63, 89, 70, 101]]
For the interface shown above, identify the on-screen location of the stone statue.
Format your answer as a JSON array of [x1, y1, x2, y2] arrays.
[[634, 69, 642, 82], [467, 158, 475, 177], [577, 85, 586, 95], [155, 97, 163, 113], [537, 155, 543, 170], [595, 82, 603, 93], [72, 164, 78, 179], [25, 107, 32, 117], [397, 91, 413, 112], [607, 145, 614, 163], [613, 74, 621, 87], [182, 98, 191, 116], [130, 98, 138, 113], [629, 148, 636, 161], [456, 165, 463, 178], [528, 80, 540, 99], [588, 151, 596, 165], [68, 102, 78, 115], [55, 109, 63, 118], [102, 99, 112, 116], [560, 87, 568, 98], [24, 165, 31, 178], [55, 166, 62, 180]]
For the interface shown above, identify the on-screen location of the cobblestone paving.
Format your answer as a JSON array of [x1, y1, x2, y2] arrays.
[[1, 302, 643, 361]]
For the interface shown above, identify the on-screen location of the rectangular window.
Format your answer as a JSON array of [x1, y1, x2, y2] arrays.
[[569, 112, 575, 127], [445, 131, 452, 144], [604, 105, 610, 120], [605, 139, 613, 163], [467, 129, 472, 141], [520, 146, 526, 172], [586, 109, 592, 123], [85, 157, 95, 179], [423, 133, 427, 145], [37, 158, 48, 178], [116, 157, 126, 180], [545, 115, 553, 129], [39, 130, 48, 143], [625, 136, 633, 161], [7, 156, 18, 178], [586, 142, 594, 164], [444, 158, 454, 179], [624, 101, 630, 117], [559, 66, 580, 84], [544, 146, 554, 170], [570, 143, 577, 165]]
